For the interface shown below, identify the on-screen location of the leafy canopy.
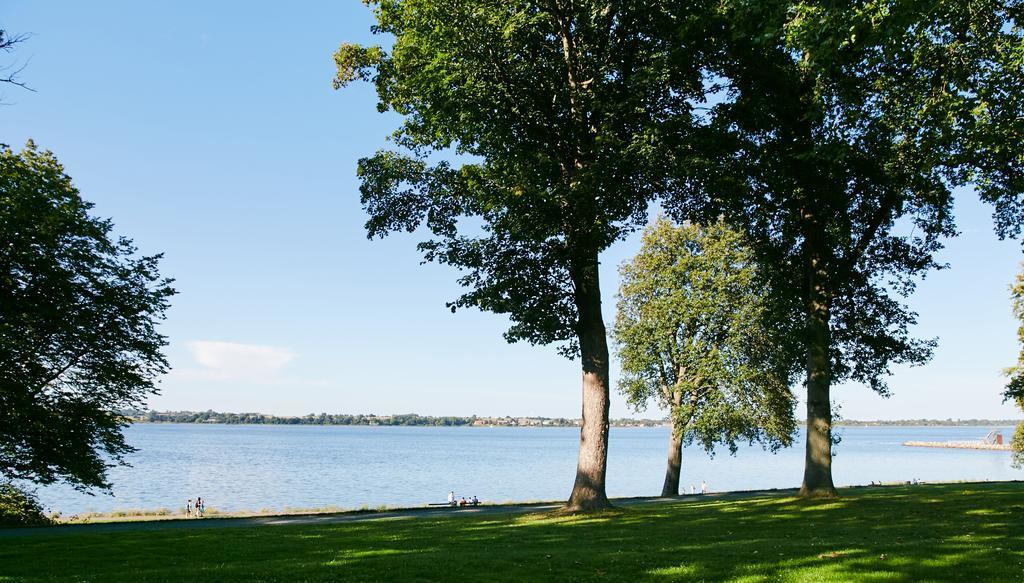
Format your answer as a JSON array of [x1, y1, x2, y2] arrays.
[[613, 217, 796, 452], [334, 0, 714, 355], [665, 0, 1024, 393], [0, 142, 174, 491]]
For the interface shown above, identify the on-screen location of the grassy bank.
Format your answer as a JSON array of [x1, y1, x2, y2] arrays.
[[3, 482, 1024, 581], [51, 504, 367, 524]]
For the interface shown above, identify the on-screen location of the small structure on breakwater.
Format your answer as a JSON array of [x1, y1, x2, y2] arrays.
[[903, 430, 1011, 451]]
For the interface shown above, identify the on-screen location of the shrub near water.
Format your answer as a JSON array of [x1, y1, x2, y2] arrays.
[[0, 483, 52, 527]]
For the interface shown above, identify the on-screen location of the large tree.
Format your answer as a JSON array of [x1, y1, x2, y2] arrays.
[[0, 142, 174, 491], [613, 217, 797, 496], [665, 0, 1022, 497], [334, 0, 714, 509]]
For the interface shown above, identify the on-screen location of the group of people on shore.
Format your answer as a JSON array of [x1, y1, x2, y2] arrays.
[[442, 482, 708, 507], [677, 481, 710, 495], [185, 496, 205, 517], [447, 491, 479, 507]]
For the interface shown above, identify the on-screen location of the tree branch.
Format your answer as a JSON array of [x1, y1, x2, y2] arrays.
[[0, 30, 34, 93], [34, 348, 89, 395], [846, 193, 900, 271]]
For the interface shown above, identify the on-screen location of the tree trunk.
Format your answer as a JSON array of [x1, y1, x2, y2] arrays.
[[565, 250, 613, 511], [799, 239, 838, 498], [661, 388, 685, 496], [661, 428, 683, 497]]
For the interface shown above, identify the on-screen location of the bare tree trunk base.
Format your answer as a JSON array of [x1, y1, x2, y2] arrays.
[[564, 476, 612, 512], [562, 497, 613, 513], [798, 485, 838, 499]]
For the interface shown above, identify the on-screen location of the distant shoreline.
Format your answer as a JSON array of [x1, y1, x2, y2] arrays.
[[123, 410, 1022, 428], [124, 410, 660, 428]]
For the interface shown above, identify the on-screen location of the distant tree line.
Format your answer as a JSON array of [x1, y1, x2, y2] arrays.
[[133, 410, 478, 426], [835, 420, 1022, 428], [124, 410, 1019, 428], [124, 410, 665, 427]]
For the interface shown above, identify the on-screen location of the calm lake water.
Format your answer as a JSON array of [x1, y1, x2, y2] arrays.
[[36, 424, 1021, 514]]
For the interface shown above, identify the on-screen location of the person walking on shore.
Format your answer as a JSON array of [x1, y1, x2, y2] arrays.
[[196, 496, 204, 517], [186, 499, 193, 517], [701, 480, 708, 495], [447, 491, 455, 507]]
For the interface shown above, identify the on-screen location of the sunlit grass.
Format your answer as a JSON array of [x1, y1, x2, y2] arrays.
[[3, 482, 1024, 581]]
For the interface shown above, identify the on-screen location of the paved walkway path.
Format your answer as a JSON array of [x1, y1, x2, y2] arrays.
[[0, 489, 797, 539]]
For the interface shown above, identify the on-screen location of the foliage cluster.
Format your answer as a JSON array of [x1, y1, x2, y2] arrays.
[[0, 142, 174, 491], [613, 218, 797, 454], [0, 483, 51, 527], [1003, 265, 1024, 467], [334, 0, 716, 355]]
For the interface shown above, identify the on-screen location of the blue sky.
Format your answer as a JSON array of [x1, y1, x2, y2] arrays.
[[3, 1, 1022, 420]]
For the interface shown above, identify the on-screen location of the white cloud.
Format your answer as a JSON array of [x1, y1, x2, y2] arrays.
[[174, 341, 297, 382]]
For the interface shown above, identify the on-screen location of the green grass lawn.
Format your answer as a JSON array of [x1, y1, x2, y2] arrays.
[[3, 482, 1024, 582]]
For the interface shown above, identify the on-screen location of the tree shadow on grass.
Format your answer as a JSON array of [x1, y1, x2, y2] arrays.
[[3, 482, 1024, 582]]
